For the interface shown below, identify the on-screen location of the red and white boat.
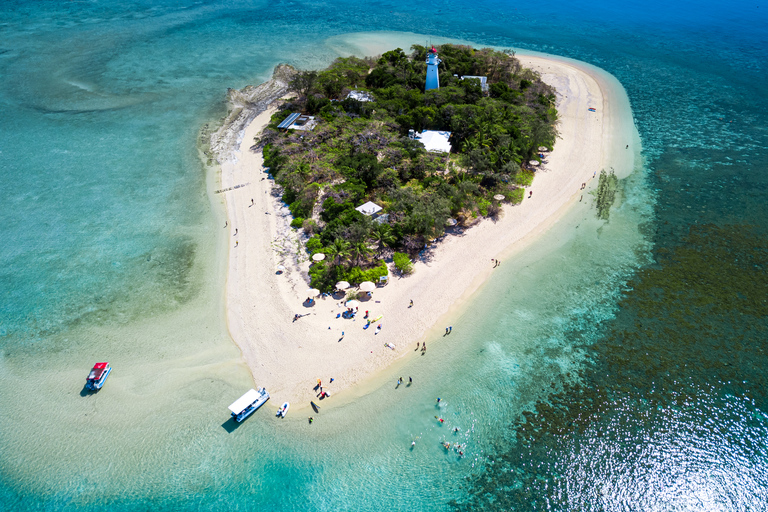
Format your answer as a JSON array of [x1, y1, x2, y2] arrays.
[[85, 362, 111, 391]]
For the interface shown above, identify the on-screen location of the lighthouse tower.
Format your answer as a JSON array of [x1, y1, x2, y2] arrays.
[[425, 46, 441, 91]]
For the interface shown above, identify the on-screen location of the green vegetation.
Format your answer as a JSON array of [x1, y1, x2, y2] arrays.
[[260, 45, 558, 291], [393, 252, 414, 274]]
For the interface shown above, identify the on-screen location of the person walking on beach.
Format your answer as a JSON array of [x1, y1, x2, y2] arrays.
[[234, 241, 238, 247], [309, 417, 314, 424], [251, 198, 254, 206], [529, 190, 533, 198], [409, 299, 413, 308], [409, 377, 413, 384], [224, 221, 227, 228], [445, 327, 450, 336], [234, 228, 238, 236]]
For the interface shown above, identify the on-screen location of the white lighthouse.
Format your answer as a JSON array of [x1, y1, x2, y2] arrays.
[[425, 45, 441, 91]]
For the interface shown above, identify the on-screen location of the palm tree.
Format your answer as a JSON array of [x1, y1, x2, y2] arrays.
[[329, 238, 351, 266], [350, 242, 372, 267], [369, 224, 396, 257]]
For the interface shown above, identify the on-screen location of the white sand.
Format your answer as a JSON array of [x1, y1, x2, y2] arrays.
[[219, 54, 637, 408]]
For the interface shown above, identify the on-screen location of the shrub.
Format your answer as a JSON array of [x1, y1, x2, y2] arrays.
[[302, 219, 318, 234], [393, 252, 413, 274], [508, 187, 524, 204], [478, 198, 491, 217], [290, 217, 305, 229], [360, 259, 389, 283], [305, 235, 323, 253], [337, 260, 388, 285], [516, 169, 535, 187], [308, 262, 335, 292]]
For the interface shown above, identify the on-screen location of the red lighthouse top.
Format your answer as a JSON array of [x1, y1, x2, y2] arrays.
[[430, 46, 437, 53]]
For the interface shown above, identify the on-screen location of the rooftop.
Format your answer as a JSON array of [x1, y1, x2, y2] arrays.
[[458, 75, 489, 92], [346, 90, 374, 102], [355, 201, 383, 216], [277, 113, 317, 131], [228, 388, 262, 414], [415, 130, 452, 153]]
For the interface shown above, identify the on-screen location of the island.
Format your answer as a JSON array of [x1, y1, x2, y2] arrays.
[[207, 44, 636, 407]]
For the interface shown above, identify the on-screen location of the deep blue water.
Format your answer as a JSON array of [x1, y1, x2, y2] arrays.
[[1, 0, 767, 510]]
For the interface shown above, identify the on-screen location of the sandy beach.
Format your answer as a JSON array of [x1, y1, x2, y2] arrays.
[[217, 53, 637, 408]]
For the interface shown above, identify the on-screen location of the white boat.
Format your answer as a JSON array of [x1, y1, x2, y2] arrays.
[[228, 387, 270, 422], [85, 362, 111, 391], [276, 402, 290, 418]]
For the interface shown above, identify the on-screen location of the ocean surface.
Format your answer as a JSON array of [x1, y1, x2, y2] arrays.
[[1, 0, 766, 510]]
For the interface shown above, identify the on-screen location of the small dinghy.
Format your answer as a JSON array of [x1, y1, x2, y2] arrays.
[[85, 362, 111, 391], [311, 401, 320, 413], [276, 402, 290, 418]]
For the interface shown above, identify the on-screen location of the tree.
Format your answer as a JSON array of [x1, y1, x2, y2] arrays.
[[327, 238, 351, 265], [290, 71, 318, 98], [350, 241, 372, 266], [370, 223, 396, 256]]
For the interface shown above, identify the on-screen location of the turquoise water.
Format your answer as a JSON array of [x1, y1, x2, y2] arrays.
[[1, 0, 767, 510]]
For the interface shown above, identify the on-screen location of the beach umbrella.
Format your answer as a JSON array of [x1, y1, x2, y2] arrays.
[[336, 281, 350, 290], [359, 281, 376, 292], [529, 160, 541, 166], [538, 146, 549, 152], [493, 194, 505, 201], [307, 288, 320, 297], [445, 218, 458, 227], [312, 253, 325, 261], [345, 300, 359, 308], [276, 265, 286, 272]]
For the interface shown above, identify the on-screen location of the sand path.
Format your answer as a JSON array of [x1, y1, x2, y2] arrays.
[[219, 54, 636, 407]]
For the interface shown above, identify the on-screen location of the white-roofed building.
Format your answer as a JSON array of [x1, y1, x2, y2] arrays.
[[355, 201, 383, 216], [460, 75, 489, 92], [414, 130, 452, 154], [346, 90, 374, 102]]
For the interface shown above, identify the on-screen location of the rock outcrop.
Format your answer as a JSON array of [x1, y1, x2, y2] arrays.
[[208, 64, 296, 164]]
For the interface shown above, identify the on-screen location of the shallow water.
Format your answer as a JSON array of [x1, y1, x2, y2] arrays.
[[1, 0, 767, 510]]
